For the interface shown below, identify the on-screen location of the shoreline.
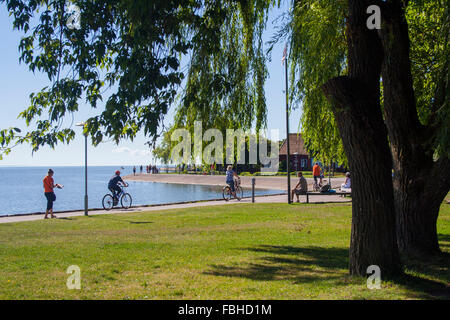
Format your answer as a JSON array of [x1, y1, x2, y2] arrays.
[[0, 192, 286, 219], [1, 174, 347, 220], [124, 173, 346, 191], [0, 193, 352, 224]]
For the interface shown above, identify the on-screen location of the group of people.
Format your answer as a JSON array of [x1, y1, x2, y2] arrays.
[[42, 163, 352, 218], [42, 168, 128, 219], [290, 162, 351, 203], [132, 164, 159, 176]]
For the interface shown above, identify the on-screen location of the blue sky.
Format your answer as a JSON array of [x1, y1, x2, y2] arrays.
[[0, 3, 301, 167]]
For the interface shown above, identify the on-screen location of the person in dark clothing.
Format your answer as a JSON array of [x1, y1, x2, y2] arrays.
[[108, 170, 128, 203], [225, 165, 240, 198]]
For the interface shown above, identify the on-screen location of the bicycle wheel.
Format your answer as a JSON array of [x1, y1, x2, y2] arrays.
[[121, 193, 132, 209], [312, 182, 319, 192], [235, 186, 243, 201], [222, 186, 232, 201], [102, 194, 114, 210]]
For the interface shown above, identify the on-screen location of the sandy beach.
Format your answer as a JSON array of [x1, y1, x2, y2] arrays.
[[124, 173, 346, 191]]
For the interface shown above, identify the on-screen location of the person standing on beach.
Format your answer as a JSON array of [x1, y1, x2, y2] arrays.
[[133, 166, 136, 176], [43, 169, 62, 219]]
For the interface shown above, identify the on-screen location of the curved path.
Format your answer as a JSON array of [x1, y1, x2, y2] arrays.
[[124, 173, 345, 191], [0, 174, 350, 224]]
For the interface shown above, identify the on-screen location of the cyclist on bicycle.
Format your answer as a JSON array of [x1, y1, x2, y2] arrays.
[[226, 165, 240, 198], [108, 170, 128, 203]]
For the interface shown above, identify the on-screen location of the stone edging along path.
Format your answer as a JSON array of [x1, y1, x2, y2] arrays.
[[0, 192, 351, 224], [0, 192, 286, 218]]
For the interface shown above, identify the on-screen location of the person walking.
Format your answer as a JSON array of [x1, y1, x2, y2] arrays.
[[133, 166, 136, 176], [43, 169, 62, 219]]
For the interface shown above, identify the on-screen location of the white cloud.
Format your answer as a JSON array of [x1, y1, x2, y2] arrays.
[[112, 147, 152, 157]]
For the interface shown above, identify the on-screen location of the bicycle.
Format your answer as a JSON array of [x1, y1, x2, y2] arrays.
[[102, 185, 133, 210], [222, 178, 243, 201], [312, 177, 323, 192]]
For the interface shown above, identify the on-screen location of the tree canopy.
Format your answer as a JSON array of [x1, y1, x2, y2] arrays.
[[285, 0, 448, 165]]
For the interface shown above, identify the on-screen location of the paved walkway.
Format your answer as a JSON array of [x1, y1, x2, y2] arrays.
[[124, 173, 346, 190], [0, 193, 351, 224]]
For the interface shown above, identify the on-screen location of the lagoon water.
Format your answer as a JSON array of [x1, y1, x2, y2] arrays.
[[0, 166, 282, 216]]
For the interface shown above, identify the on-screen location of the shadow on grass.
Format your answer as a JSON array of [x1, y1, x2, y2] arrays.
[[393, 272, 449, 299], [205, 245, 349, 284], [88, 215, 153, 225], [399, 246, 450, 299], [438, 233, 450, 251], [205, 245, 450, 299]]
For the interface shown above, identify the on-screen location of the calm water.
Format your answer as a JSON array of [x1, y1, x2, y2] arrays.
[[0, 166, 282, 216]]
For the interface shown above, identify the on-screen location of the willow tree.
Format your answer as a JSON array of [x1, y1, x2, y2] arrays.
[[173, 1, 272, 146], [287, 0, 449, 263], [288, 0, 347, 168]]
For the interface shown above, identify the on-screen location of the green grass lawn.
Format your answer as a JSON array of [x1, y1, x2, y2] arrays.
[[0, 203, 448, 299]]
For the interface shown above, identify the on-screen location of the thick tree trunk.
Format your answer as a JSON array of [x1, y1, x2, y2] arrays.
[[394, 159, 450, 256], [379, 0, 450, 256], [320, 0, 402, 278], [323, 78, 402, 277]]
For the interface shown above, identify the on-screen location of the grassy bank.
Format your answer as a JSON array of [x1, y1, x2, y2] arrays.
[[0, 203, 448, 299]]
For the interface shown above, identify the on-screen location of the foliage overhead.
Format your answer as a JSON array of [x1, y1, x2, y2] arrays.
[[0, 0, 447, 166], [0, 0, 230, 158], [173, 0, 275, 136], [288, 0, 348, 165]]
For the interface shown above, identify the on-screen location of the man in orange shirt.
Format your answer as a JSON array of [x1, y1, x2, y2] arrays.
[[43, 169, 62, 219], [312, 162, 321, 187]]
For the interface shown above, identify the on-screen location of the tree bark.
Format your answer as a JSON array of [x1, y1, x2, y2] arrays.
[[321, 0, 402, 276], [323, 78, 402, 277], [393, 158, 450, 256], [379, 0, 450, 256]]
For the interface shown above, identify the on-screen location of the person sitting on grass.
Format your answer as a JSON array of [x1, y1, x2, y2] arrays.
[[108, 170, 128, 204], [291, 171, 308, 203], [226, 165, 240, 198]]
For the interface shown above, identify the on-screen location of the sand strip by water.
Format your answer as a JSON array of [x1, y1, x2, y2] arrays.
[[124, 173, 345, 191]]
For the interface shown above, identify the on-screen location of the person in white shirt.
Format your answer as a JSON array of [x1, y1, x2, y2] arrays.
[[341, 172, 351, 189]]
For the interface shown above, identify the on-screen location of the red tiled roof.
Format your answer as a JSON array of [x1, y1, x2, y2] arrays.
[[279, 133, 309, 156]]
